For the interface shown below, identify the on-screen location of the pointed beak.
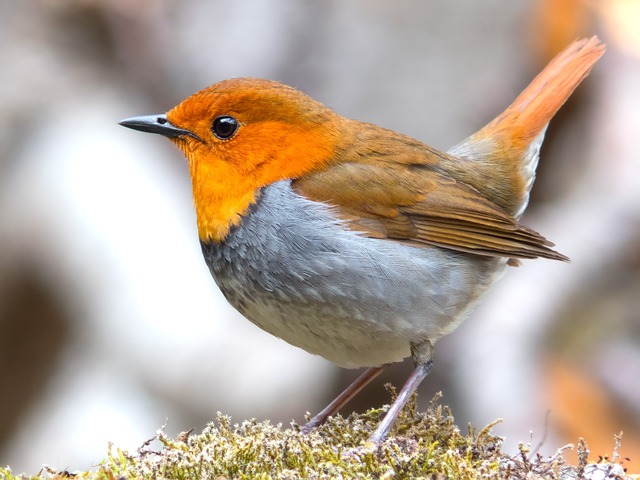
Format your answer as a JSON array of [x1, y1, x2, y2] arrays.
[[119, 114, 201, 141]]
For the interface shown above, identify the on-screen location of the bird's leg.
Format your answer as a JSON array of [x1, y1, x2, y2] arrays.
[[301, 365, 388, 434], [368, 340, 434, 443]]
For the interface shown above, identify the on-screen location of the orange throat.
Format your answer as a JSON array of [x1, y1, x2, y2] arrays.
[[187, 154, 259, 244]]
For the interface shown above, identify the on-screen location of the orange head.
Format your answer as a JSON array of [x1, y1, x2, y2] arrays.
[[120, 78, 350, 243], [120, 38, 602, 261]]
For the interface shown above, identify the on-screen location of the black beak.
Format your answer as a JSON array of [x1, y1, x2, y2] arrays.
[[119, 114, 201, 141]]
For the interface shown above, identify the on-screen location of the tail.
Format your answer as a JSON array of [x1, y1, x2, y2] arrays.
[[448, 36, 605, 217]]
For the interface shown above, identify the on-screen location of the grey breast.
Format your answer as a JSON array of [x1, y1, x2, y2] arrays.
[[200, 181, 502, 368]]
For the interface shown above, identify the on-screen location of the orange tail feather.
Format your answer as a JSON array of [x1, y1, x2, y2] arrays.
[[448, 36, 605, 216], [479, 35, 605, 150]]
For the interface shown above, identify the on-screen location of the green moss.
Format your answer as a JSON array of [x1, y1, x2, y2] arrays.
[[104, 394, 503, 480], [1, 393, 632, 479]]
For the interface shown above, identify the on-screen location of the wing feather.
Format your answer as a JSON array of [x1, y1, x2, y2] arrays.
[[292, 160, 568, 262]]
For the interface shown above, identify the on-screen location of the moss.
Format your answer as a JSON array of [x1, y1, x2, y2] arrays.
[[0, 393, 633, 479], [102, 394, 501, 480]]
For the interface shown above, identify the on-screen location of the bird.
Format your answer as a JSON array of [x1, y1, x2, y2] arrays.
[[120, 36, 604, 443]]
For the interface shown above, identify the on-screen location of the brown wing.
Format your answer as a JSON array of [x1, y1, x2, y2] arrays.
[[292, 161, 568, 262]]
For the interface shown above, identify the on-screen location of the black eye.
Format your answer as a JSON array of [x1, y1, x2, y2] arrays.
[[212, 115, 239, 140]]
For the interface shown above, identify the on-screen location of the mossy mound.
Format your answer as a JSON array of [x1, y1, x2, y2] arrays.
[[0, 394, 631, 479], [107, 398, 503, 479]]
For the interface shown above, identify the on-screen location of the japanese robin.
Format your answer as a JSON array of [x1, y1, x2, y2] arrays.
[[120, 37, 604, 442]]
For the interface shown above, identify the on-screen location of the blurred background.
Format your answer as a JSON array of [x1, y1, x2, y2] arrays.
[[1, 0, 639, 474]]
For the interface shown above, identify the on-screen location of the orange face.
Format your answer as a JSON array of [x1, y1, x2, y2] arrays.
[[164, 78, 346, 243]]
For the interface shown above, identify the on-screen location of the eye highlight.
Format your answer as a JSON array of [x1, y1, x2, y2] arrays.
[[211, 115, 239, 140]]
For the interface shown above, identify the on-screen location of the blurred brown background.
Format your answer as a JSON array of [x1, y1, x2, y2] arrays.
[[1, 0, 639, 474]]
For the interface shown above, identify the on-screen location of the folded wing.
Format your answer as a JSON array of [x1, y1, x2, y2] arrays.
[[293, 161, 568, 261]]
